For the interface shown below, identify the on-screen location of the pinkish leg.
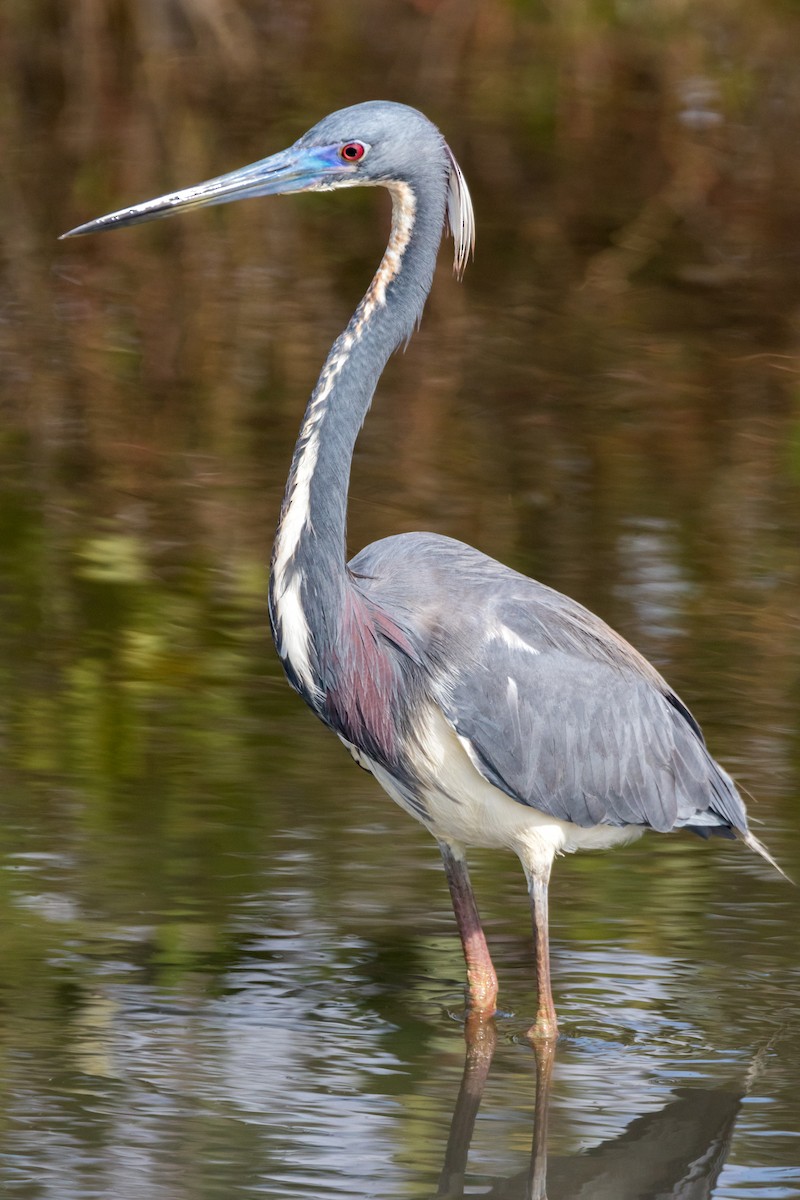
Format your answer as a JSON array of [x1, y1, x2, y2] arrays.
[[439, 842, 498, 1016], [526, 865, 559, 1041]]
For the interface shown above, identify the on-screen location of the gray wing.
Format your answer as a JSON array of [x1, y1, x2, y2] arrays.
[[438, 621, 743, 833], [351, 534, 747, 835]]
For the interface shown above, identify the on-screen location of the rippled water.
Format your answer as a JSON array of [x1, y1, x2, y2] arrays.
[[2, 3, 800, 1197], [2, 760, 799, 1197]]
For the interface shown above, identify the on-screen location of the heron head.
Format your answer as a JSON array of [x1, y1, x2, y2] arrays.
[[295, 101, 449, 189], [60, 101, 474, 274]]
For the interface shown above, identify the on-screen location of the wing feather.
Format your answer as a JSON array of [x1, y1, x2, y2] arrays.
[[432, 607, 745, 835]]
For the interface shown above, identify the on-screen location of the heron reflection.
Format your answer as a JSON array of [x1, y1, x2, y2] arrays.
[[436, 1021, 746, 1200]]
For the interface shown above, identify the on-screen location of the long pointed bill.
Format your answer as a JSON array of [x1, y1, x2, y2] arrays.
[[60, 144, 343, 239]]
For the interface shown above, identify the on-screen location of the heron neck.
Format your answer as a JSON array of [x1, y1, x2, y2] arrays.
[[269, 179, 445, 694]]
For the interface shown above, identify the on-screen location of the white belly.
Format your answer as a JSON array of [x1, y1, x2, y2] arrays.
[[341, 702, 644, 876]]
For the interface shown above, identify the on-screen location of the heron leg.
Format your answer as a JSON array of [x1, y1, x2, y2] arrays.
[[439, 842, 498, 1016], [525, 862, 559, 1040]]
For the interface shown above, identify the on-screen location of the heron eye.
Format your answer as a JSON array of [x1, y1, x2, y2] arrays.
[[340, 142, 366, 162]]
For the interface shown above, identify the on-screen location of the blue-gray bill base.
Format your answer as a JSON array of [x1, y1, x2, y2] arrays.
[[62, 101, 786, 1040]]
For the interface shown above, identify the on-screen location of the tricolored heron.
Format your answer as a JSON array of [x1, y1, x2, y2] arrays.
[[63, 101, 784, 1039]]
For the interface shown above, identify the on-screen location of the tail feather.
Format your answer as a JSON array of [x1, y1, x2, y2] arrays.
[[736, 828, 793, 884]]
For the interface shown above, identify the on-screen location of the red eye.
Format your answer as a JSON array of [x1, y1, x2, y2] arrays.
[[340, 142, 366, 162]]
